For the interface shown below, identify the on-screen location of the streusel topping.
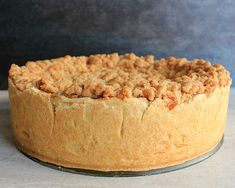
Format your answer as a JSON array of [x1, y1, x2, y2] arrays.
[[9, 53, 231, 109]]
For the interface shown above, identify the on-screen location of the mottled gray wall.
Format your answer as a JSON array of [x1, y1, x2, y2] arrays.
[[0, 0, 234, 89]]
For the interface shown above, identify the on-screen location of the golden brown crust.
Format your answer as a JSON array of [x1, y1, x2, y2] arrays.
[[8, 78, 230, 171], [9, 54, 231, 109], [8, 54, 231, 171]]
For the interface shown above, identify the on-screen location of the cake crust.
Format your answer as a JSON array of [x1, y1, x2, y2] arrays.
[[8, 78, 230, 171]]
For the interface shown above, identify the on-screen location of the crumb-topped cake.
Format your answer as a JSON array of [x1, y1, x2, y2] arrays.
[[8, 53, 231, 171]]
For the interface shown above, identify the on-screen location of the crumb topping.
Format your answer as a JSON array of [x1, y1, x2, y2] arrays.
[[9, 53, 231, 109]]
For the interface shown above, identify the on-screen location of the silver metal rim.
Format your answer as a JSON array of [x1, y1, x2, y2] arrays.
[[18, 136, 224, 177]]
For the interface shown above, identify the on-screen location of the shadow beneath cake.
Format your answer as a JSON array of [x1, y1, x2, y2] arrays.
[[0, 101, 15, 148]]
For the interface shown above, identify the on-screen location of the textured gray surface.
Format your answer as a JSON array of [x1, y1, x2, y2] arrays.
[[0, 89, 235, 187], [0, 0, 235, 89]]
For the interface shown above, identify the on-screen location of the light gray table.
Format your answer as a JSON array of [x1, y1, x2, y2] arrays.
[[0, 89, 235, 188]]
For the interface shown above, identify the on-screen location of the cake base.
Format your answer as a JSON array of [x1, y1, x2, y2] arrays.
[[17, 136, 223, 177]]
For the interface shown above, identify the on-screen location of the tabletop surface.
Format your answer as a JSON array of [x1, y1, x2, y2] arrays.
[[0, 89, 235, 188]]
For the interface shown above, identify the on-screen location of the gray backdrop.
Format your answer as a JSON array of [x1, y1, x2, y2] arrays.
[[0, 0, 234, 89]]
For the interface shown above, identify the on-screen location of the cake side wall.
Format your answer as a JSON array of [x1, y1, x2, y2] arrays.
[[41, 87, 231, 171], [8, 78, 230, 171], [8, 80, 56, 158]]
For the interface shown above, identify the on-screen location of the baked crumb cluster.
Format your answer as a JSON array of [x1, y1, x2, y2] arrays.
[[9, 53, 230, 109]]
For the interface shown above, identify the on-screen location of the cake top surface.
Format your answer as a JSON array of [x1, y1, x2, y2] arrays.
[[9, 53, 231, 109]]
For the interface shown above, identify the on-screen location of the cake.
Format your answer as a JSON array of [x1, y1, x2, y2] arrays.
[[8, 53, 231, 172]]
